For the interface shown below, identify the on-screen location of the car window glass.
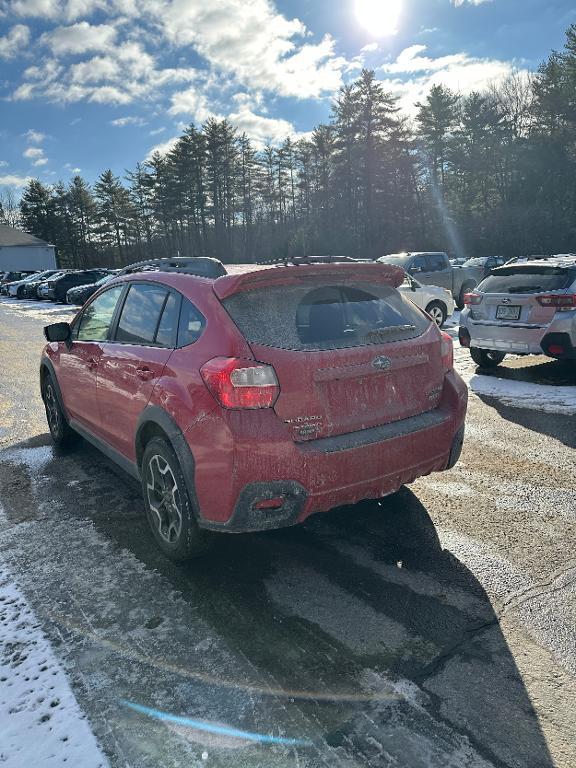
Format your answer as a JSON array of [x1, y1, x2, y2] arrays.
[[411, 256, 428, 271], [428, 254, 446, 271], [76, 286, 124, 341], [115, 283, 168, 345], [177, 298, 205, 347], [155, 292, 180, 348]]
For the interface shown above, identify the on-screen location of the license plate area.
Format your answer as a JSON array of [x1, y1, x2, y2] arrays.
[[496, 304, 521, 320]]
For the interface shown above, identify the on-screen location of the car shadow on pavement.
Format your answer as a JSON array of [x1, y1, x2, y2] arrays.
[[0, 435, 557, 768], [477, 395, 576, 449]]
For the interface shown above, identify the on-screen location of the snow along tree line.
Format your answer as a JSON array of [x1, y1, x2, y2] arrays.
[[6, 24, 576, 267]]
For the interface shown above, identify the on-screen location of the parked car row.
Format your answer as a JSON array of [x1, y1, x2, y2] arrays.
[[0, 268, 118, 303]]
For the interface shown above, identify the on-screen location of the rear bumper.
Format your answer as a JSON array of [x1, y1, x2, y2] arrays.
[[460, 309, 576, 356], [191, 370, 468, 532]]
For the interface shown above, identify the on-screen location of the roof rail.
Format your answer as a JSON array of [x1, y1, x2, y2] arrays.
[[118, 256, 227, 278], [256, 255, 369, 266]]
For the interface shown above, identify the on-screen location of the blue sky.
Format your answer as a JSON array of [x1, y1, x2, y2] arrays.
[[0, 0, 574, 193]]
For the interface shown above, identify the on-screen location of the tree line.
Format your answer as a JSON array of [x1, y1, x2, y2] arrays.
[[3, 24, 576, 268]]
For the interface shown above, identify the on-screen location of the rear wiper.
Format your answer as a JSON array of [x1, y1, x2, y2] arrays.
[[363, 325, 416, 341], [508, 286, 542, 293]]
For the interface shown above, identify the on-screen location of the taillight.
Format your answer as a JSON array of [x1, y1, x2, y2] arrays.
[[535, 294, 576, 310], [464, 293, 483, 306], [200, 357, 279, 409], [440, 332, 453, 372]]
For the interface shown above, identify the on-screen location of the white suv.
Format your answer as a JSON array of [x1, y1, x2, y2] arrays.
[[459, 255, 576, 366]]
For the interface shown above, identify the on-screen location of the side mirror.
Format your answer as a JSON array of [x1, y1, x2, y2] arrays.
[[409, 265, 421, 274], [44, 322, 71, 343]]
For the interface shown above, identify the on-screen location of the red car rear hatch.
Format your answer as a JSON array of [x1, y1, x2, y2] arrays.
[[213, 264, 444, 442]]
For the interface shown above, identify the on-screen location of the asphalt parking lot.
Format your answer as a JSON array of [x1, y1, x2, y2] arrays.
[[0, 297, 575, 768]]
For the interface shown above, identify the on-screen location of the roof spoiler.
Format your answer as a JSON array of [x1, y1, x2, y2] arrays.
[[212, 263, 405, 300]]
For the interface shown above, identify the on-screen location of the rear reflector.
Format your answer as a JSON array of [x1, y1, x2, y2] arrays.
[[464, 293, 483, 306], [440, 332, 453, 372], [200, 357, 279, 409], [253, 497, 285, 510], [547, 344, 565, 355], [536, 294, 576, 309]]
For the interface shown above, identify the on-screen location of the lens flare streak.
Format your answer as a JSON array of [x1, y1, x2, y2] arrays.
[[121, 699, 313, 747]]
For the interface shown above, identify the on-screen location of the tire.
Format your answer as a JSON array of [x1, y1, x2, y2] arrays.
[[456, 282, 477, 310], [42, 374, 77, 447], [470, 348, 506, 367], [425, 300, 447, 327], [16, 286, 25, 299], [141, 437, 209, 561]]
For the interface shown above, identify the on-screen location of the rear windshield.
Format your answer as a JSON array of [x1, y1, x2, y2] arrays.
[[222, 282, 429, 351], [479, 268, 574, 294]]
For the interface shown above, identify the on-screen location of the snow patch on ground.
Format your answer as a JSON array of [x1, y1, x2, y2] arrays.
[[468, 374, 576, 415], [0, 558, 108, 768]]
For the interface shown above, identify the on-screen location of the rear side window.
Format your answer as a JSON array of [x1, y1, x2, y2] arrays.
[[115, 284, 168, 345], [177, 298, 205, 347], [223, 282, 429, 351], [480, 269, 574, 294], [76, 285, 124, 341], [427, 254, 446, 271]]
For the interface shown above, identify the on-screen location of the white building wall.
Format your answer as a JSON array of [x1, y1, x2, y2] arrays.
[[0, 246, 57, 271]]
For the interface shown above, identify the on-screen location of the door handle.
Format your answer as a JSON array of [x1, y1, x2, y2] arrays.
[[136, 366, 154, 381], [86, 357, 99, 370]]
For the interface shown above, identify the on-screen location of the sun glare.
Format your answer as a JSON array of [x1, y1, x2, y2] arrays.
[[355, 0, 402, 37]]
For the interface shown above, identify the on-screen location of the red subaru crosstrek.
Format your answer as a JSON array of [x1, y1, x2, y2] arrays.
[[41, 258, 467, 560]]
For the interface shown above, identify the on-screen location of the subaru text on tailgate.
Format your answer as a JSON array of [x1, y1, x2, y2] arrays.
[[40, 258, 468, 561]]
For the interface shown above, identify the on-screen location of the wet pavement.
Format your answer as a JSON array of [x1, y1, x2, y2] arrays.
[[0, 298, 575, 767]]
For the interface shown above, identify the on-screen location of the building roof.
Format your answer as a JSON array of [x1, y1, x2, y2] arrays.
[[0, 224, 53, 248]]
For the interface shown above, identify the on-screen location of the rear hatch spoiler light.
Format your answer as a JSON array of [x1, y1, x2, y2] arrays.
[[213, 263, 405, 300]]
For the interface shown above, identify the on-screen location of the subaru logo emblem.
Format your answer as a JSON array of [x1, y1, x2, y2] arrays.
[[501, 298, 511, 304], [372, 356, 392, 371]]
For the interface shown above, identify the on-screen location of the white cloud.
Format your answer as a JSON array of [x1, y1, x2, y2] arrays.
[[110, 115, 146, 126], [41, 21, 117, 55], [146, 136, 179, 160], [149, 126, 166, 135], [168, 87, 217, 123], [24, 129, 46, 143], [0, 174, 32, 188], [451, 0, 492, 5], [23, 147, 44, 159], [64, 163, 82, 172], [378, 45, 521, 116], [361, 42, 379, 53], [155, 0, 346, 99], [0, 161, 8, 167], [0, 24, 30, 58], [227, 106, 297, 147], [33, 157, 49, 166]]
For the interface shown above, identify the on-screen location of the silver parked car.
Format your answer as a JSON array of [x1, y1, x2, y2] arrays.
[[459, 255, 576, 366]]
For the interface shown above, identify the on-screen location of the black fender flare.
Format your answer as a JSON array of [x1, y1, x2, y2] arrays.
[[135, 406, 204, 525]]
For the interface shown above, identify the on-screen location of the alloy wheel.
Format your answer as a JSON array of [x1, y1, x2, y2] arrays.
[[428, 306, 445, 326], [146, 454, 183, 544], [44, 383, 60, 437]]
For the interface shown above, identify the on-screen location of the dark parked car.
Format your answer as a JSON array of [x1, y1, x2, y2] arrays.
[[45, 270, 110, 302], [27, 270, 71, 300], [41, 258, 467, 561], [66, 271, 119, 305]]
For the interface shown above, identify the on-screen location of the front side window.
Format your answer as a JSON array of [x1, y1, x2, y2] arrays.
[[411, 256, 428, 272], [76, 285, 124, 341], [115, 284, 169, 345]]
